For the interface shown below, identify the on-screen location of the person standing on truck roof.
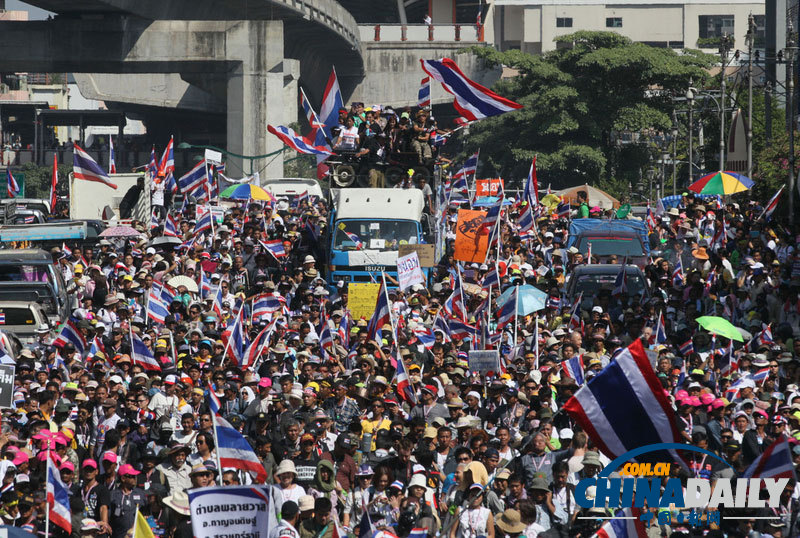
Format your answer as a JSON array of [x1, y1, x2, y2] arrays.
[[577, 190, 590, 218]]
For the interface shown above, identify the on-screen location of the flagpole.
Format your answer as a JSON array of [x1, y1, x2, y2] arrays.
[[513, 285, 519, 357], [210, 413, 224, 482], [221, 307, 241, 367], [381, 273, 399, 349], [45, 451, 50, 538], [534, 314, 539, 370], [456, 264, 466, 321], [168, 331, 177, 370], [133, 506, 139, 538], [483, 213, 501, 265]]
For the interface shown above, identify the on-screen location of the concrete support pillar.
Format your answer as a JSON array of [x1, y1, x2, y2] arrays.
[[225, 20, 283, 183]]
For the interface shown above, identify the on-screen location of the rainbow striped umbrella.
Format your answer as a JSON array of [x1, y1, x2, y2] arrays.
[[220, 184, 275, 201], [688, 171, 753, 195]]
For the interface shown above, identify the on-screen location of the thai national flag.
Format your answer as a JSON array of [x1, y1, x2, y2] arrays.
[[194, 208, 213, 235], [556, 200, 571, 219], [523, 156, 539, 206], [343, 231, 364, 250], [564, 339, 685, 464], [496, 287, 517, 330], [252, 293, 285, 319], [200, 271, 211, 299], [720, 340, 737, 375], [146, 145, 158, 177], [751, 367, 770, 383], [395, 352, 417, 405], [163, 171, 177, 194], [214, 414, 268, 482], [6, 169, 19, 198], [648, 312, 667, 345], [433, 312, 451, 341], [453, 150, 479, 181], [149, 207, 160, 231], [594, 508, 646, 538], [259, 239, 287, 258], [319, 67, 344, 133], [407, 528, 428, 538], [366, 279, 391, 341], [53, 317, 86, 354], [131, 331, 161, 371], [612, 260, 628, 297], [88, 336, 106, 359], [178, 159, 208, 193], [518, 203, 535, 233], [418, 76, 431, 108], [448, 318, 478, 340], [482, 199, 502, 229], [73, 144, 118, 189], [646, 203, 657, 231], [562, 355, 585, 386], [206, 381, 222, 415], [47, 456, 72, 534], [146, 282, 172, 325], [420, 58, 522, 121], [568, 292, 584, 332], [211, 285, 224, 318], [757, 186, 785, 222], [109, 136, 116, 174], [679, 339, 694, 357], [226, 309, 245, 364], [241, 322, 274, 369], [164, 213, 180, 237], [482, 264, 500, 290], [413, 326, 436, 350], [268, 125, 334, 156], [158, 136, 175, 177], [743, 439, 796, 479], [431, 132, 447, 147], [444, 276, 466, 322], [300, 87, 326, 130], [672, 258, 684, 287]]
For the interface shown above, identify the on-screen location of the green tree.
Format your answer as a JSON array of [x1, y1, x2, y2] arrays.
[[461, 32, 716, 190]]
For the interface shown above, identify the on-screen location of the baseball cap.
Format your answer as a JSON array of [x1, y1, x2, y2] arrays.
[[102, 452, 118, 464], [82, 459, 98, 469], [164, 374, 178, 385], [118, 464, 140, 476]]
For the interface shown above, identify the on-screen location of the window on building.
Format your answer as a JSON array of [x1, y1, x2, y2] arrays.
[[698, 15, 735, 39], [556, 17, 573, 28], [606, 17, 623, 28], [754, 15, 766, 46]]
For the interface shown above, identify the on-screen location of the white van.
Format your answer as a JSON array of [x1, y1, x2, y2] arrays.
[[263, 178, 324, 204]]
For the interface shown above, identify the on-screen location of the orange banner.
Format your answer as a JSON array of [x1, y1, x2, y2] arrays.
[[475, 178, 504, 198], [454, 209, 490, 263]]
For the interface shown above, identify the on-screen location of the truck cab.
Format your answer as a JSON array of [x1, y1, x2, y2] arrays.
[[328, 188, 431, 287]]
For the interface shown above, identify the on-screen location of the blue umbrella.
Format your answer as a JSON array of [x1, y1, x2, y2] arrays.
[[496, 284, 548, 316]]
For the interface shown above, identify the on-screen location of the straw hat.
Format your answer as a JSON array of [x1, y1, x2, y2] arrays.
[[496, 509, 526, 534], [163, 490, 190, 516], [275, 459, 297, 477]]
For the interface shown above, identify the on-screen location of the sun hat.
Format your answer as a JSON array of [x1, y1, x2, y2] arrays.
[[163, 491, 190, 516], [496, 509, 526, 534], [275, 459, 297, 477]]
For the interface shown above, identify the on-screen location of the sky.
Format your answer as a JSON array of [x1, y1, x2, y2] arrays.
[[6, 0, 52, 19]]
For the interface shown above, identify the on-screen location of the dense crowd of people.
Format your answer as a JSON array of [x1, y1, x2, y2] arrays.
[[1, 164, 799, 538]]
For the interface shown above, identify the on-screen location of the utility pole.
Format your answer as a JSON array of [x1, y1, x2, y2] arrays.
[[687, 79, 694, 184], [719, 34, 731, 171], [672, 110, 678, 195], [746, 13, 755, 179], [788, 23, 796, 226]]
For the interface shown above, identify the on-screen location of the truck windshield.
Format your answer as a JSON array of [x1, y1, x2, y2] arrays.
[[574, 272, 647, 297], [0, 265, 49, 283], [333, 220, 419, 252], [576, 236, 645, 257], [0, 307, 36, 326]]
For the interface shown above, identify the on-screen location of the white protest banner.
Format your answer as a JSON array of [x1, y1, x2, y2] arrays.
[[188, 485, 272, 538], [469, 350, 500, 374], [397, 251, 425, 291]]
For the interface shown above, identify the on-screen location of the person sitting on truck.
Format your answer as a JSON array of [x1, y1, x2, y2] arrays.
[[411, 110, 432, 164]]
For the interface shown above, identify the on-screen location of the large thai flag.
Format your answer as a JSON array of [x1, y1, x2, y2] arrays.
[[564, 339, 684, 464], [319, 67, 344, 130], [109, 136, 117, 174], [131, 331, 161, 371], [743, 438, 796, 479], [758, 185, 785, 221], [47, 456, 72, 534], [496, 287, 517, 330], [523, 156, 539, 206], [672, 258, 684, 287], [214, 415, 268, 482], [73, 144, 118, 189], [418, 76, 431, 108], [226, 309, 245, 364], [395, 352, 417, 405], [194, 208, 213, 235], [448, 318, 478, 340], [562, 355, 585, 386], [518, 203, 535, 232], [158, 136, 175, 177], [366, 280, 391, 340], [268, 125, 334, 156], [420, 58, 522, 121], [178, 159, 208, 193], [259, 240, 287, 258], [6, 169, 19, 198], [53, 317, 86, 354], [241, 323, 274, 369]]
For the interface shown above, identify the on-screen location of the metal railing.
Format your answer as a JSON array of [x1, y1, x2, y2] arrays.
[[360, 24, 484, 43]]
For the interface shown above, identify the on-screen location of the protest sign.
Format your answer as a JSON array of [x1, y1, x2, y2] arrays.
[[398, 244, 435, 267], [348, 282, 381, 320], [0, 365, 13, 408], [475, 178, 504, 198], [188, 485, 272, 538], [469, 350, 500, 374], [397, 251, 425, 290], [454, 209, 489, 263]]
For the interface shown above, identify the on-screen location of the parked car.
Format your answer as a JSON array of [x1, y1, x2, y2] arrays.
[[0, 301, 49, 345], [566, 264, 650, 311], [0, 249, 72, 325]]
